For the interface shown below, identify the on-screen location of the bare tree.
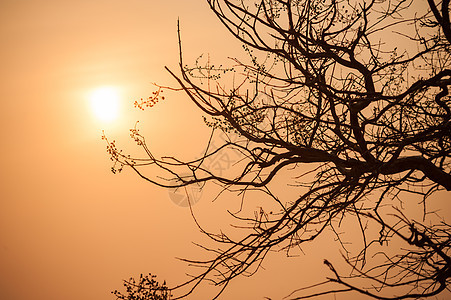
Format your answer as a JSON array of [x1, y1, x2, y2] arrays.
[[107, 0, 451, 299]]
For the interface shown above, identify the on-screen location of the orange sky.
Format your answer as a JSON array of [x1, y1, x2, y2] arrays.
[[0, 1, 291, 299], [1, 1, 450, 300]]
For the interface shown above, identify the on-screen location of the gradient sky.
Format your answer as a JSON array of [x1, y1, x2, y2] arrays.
[[0, 1, 293, 299], [1, 1, 450, 300]]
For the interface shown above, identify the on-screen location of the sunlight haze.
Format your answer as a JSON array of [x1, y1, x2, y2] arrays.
[[89, 86, 121, 122]]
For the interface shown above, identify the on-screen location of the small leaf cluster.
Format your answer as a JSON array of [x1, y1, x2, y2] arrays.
[[112, 273, 171, 300], [203, 115, 238, 134], [134, 88, 165, 111], [183, 54, 235, 84], [102, 131, 125, 174], [129, 122, 144, 147]]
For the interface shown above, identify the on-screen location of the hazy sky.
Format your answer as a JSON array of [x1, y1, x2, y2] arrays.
[[0, 1, 289, 299], [1, 1, 450, 300]]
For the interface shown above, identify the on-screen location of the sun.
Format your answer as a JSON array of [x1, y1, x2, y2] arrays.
[[89, 86, 120, 122]]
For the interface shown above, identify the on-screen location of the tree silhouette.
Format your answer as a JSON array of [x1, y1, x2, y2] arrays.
[[107, 0, 451, 299]]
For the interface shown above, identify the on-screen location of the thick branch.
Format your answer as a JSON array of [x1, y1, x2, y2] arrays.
[[380, 156, 451, 191]]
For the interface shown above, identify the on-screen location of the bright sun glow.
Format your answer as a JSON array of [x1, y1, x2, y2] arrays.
[[89, 86, 120, 122]]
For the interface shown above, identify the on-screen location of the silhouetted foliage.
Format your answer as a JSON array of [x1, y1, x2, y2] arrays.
[[112, 273, 171, 300], [108, 0, 451, 299]]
